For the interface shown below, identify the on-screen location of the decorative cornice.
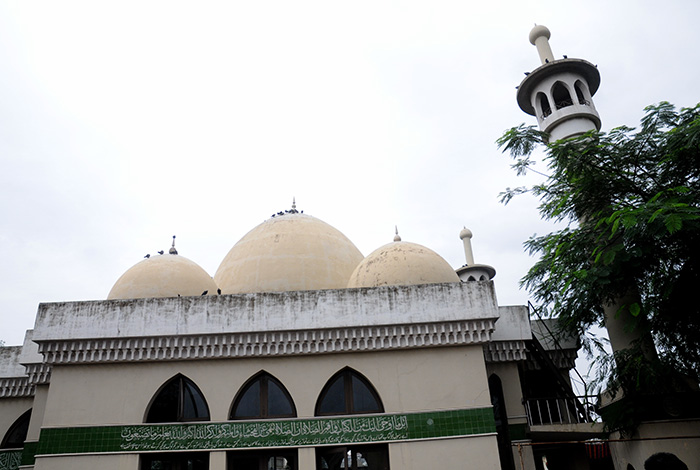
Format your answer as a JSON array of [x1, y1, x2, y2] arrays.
[[523, 348, 578, 370], [36, 319, 496, 365], [0, 376, 35, 398], [25, 363, 52, 385], [483, 340, 528, 362], [484, 340, 577, 368]]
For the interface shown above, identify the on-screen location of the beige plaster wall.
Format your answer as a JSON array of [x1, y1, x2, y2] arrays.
[[41, 345, 491, 426], [511, 442, 536, 470], [0, 397, 32, 444], [389, 435, 501, 470]]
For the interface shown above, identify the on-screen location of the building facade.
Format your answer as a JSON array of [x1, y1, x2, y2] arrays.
[[1, 211, 592, 470]]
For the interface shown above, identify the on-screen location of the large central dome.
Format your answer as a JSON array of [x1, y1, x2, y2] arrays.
[[215, 213, 363, 294]]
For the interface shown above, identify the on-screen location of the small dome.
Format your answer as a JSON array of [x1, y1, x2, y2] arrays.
[[215, 213, 363, 294], [347, 241, 460, 288], [107, 254, 218, 300], [529, 24, 551, 45]]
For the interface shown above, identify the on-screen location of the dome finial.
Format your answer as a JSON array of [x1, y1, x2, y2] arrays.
[[288, 197, 299, 214], [393, 226, 401, 242], [169, 235, 178, 255]]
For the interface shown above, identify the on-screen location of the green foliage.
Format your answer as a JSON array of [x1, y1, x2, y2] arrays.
[[498, 102, 700, 400]]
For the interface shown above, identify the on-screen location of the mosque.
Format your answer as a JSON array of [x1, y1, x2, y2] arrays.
[[1, 25, 697, 470]]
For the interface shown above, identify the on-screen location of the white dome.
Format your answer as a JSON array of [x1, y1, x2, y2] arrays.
[[215, 213, 363, 294], [347, 241, 460, 288], [107, 254, 218, 300]]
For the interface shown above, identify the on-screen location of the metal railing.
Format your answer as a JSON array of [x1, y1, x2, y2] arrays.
[[524, 396, 599, 426], [540, 98, 593, 120]]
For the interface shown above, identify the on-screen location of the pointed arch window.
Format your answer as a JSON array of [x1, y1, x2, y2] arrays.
[[537, 92, 552, 118], [230, 372, 296, 420], [574, 82, 586, 105], [316, 368, 383, 416], [146, 374, 210, 423], [1, 409, 31, 449]]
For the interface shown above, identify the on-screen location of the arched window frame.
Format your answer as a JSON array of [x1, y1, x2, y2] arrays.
[[536, 91, 552, 119], [574, 79, 595, 108], [229, 371, 297, 420], [1, 409, 31, 449], [315, 368, 384, 416], [145, 374, 210, 423]]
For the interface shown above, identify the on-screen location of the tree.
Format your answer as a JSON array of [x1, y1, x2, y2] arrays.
[[497, 103, 700, 422]]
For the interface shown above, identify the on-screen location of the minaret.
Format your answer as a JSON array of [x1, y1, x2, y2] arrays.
[[455, 227, 496, 282], [516, 27, 655, 360], [516, 25, 601, 142]]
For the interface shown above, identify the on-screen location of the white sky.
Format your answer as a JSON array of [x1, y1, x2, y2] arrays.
[[1, 1, 699, 348]]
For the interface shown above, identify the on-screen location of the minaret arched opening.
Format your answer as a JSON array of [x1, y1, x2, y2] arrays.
[[574, 80, 593, 107], [552, 81, 573, 110], [537, 92, 552, 118]]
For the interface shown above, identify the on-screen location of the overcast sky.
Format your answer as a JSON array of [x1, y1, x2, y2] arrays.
[[1, 1, 699, 347]]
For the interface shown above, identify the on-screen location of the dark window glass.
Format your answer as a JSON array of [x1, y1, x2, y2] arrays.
[[146, 375, 210, 423], [316, 368, 383, 416], [318, 375, 345, 415], [268, 379, 294, 416], [316, 445, 389, 470], [1, 409, 31, 449], [234, 380, 261, 418], [141, 452, 209, 470], [183, 380, 208, 420], [352, 375, 379, 413], [231, 372, 296, 419]]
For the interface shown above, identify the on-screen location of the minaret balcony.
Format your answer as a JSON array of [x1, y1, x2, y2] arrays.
[[539, 102, 601, 141]]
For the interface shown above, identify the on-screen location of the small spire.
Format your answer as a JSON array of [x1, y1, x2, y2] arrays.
[[288, 197, 299, 214], [393, 226, 401, 242], [460, 226, 475, 265], [169, 235, 178, 255], [529, 24, 555, 65]]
